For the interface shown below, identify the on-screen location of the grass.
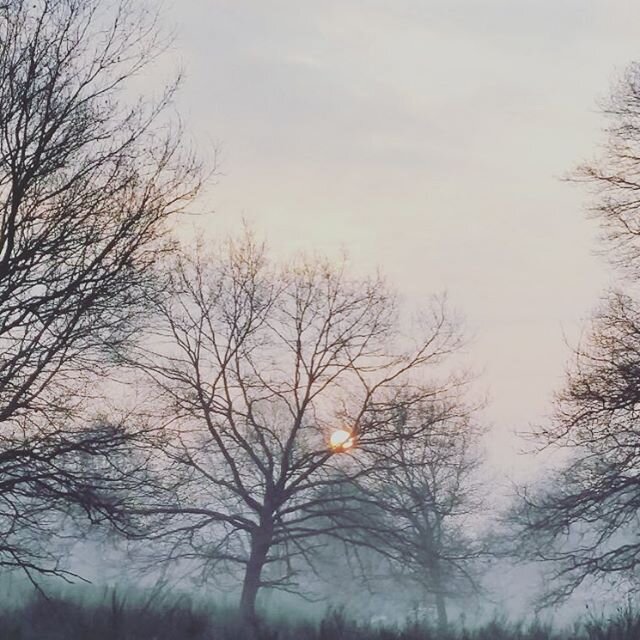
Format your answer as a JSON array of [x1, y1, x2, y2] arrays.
[[0, 589, 639, 640]]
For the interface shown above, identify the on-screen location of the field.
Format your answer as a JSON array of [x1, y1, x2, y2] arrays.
[[1, 590, 639, 640]]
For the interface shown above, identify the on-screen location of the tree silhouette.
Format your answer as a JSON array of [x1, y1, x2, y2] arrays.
[[130, 235, 463, 622], [0, 0, 199, 584], [513, 63, 640, 604]]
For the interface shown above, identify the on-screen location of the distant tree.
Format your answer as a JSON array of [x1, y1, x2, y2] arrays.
[[512, 63, 640, 604], [0, 0, 200, 584], [329, 393, 487, 629], [129, 235, 463, 622]]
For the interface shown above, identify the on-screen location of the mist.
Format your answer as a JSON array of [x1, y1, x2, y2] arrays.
[[3, 1, 640, 639]]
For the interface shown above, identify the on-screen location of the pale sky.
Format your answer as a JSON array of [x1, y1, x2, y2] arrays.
[[161, 1, 640, 471]]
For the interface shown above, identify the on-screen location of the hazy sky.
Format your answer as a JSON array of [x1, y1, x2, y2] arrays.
[[161, 1, 640, 471]]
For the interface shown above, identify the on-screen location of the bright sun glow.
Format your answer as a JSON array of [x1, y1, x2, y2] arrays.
[[329, 429, 354, 451]]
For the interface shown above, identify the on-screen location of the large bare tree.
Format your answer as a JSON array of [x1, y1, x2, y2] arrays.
[[0, 0, 199, 584], [131, 235, 463, 621], [511, 63, 640, 605]]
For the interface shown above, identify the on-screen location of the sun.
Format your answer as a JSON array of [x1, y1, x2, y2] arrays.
[[329, 429, 354, 452]]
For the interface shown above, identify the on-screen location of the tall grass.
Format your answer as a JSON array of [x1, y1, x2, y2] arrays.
[[0, 588, 638, 640]]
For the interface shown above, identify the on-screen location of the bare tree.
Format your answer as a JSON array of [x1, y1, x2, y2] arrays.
[[512, 292, 640, 605], [511, 62, 640, 605], [328, 393, 487, 629], [130, 235, 463, 621], [0, 0, 200, 584]]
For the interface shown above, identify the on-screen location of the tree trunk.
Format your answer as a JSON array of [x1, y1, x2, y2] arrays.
[[421, 513, 448, 630], [239, 527, 272, 622], [430, 560, 448, 630], [435, 589, 448, 630]]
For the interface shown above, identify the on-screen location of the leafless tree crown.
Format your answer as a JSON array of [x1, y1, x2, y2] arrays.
[[0, 0, 200, 582], [130, 235, 465, 619]]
